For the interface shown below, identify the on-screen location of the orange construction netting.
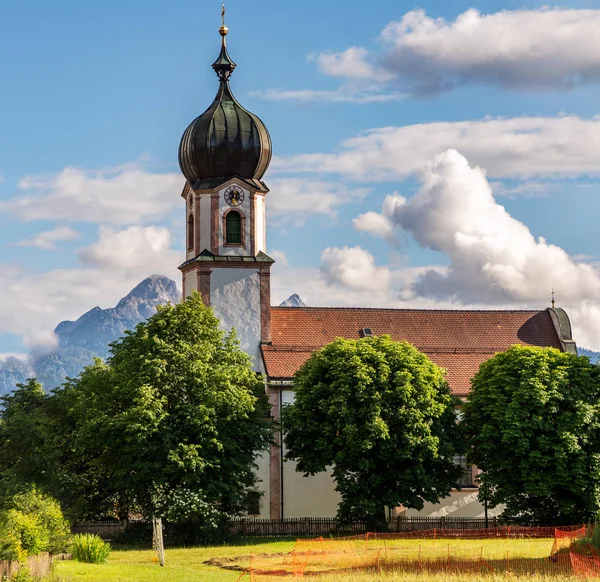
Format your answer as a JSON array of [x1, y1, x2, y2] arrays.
[[235, 525, 595, 579]]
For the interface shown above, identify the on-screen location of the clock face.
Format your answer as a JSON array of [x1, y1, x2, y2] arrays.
[[224, 186, 245, 207]]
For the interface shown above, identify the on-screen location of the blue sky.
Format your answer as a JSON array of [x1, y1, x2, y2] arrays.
[[2, 0, 600, 355]]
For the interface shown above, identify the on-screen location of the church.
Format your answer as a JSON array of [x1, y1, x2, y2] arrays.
[[176, 16, 578, 521]]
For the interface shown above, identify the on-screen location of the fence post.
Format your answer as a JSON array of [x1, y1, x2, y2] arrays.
[[440, 516, 446, 531], [242, 518, 247, 538]]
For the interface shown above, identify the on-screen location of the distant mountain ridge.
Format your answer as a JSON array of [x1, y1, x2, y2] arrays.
[[0, 281, 306, 395], [0, 275, 181, 395]]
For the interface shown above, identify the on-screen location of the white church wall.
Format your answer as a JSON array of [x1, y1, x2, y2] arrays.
[[199, 194, 211, 252], [254, 449, 271, 518], [184, 273, 197, 297], [210, 268, 261, 365], [255, 195, 266, 254], [404, 491, 503, 519], [280, 389, 341, 518]]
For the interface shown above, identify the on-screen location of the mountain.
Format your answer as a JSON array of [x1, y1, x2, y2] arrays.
[[0, 275, 181, 395], [279, 294, 307, 308], [0, 357, 32, 395], [578, 348, 600, 364]]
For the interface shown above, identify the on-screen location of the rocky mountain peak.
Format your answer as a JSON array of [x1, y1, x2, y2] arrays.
[[279, 294, 307, 308]]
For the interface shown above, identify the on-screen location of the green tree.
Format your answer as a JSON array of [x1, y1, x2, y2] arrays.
[[0, 380, 55, 502], [0, 293, 272, 527], [463, 345, 600, 525], [281, 336, 462, 530], [60, 292, 272, 522]]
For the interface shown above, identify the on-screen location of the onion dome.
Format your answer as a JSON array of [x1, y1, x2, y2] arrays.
[[178, 15, 272, 191]]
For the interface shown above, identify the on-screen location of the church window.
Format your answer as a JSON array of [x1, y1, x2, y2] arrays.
[[454, 455, 475, 487], [187, 214, 194, 250], [226, 211, 242, 244]]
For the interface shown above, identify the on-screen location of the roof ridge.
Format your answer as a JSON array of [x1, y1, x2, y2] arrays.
[[270, 306, 546, 314]]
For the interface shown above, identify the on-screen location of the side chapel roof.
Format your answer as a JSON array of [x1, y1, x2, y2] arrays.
[[262, 307, 572, 397]]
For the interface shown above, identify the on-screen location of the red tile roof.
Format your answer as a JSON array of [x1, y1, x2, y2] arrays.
[[262, 308, 562, 396]]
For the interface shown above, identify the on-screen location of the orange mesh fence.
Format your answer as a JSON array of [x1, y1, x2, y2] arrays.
[[236, 525, 590, 578], [551, 526, 588, 556], [571, 552, 600, 578], [290, 537, 380, 574], [236, 551, 309, 581]]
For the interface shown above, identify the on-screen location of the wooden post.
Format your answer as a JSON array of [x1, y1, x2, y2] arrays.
[[152, 517, 165, 567]]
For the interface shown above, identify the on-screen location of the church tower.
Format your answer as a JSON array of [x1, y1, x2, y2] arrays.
[[178, 11, 273, 364]]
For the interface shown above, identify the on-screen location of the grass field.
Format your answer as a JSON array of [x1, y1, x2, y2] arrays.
[[53, 537, 577, 581]]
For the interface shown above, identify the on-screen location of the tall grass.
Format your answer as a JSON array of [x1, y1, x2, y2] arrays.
[[70, 534, 111, 564]]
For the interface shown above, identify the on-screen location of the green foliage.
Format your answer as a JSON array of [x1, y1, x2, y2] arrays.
[[0, 294, 272, 524], [0, 380, 54, 503], [71, 534, 111, 564], [0, 489, 70, 560], [463, 345, 600, 525], [282, 336, 462, 530]]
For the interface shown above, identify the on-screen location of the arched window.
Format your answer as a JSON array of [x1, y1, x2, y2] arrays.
[[226, 211, 242, 244], [187, 214, 194, 250]]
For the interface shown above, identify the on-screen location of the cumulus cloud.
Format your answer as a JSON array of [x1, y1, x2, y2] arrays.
[[0, 163, 183, 225], [0, 226, 182, 352], [15, 226, 81, 250], [79, 225, 180, 272], [354, 149, 600, 347], [274, 116, 600, 181], [268, 178, 369, 223], [314, 8, 600, 95], [321, 246, 391, 292]]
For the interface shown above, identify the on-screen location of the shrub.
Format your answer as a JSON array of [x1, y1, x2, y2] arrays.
[[71, 534, 111, 564], [10, 489, 70, 554]]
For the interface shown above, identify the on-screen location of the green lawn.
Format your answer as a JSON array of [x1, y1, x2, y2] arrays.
[[53, 538, 576, 581]]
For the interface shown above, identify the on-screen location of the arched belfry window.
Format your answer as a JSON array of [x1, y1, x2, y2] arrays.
[[226, 211, 242, 244], [187, 214, 194, 250]]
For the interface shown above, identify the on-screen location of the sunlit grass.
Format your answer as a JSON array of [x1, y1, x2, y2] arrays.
[[53, 537, 576, 581]]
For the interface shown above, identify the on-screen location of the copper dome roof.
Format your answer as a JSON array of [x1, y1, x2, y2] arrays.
[[178, 33, 272, 191]]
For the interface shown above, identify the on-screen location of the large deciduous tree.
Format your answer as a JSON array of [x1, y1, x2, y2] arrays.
[[0, 293, 272, 526], [463, 345, 600, 525], [281, 336, 462, 530]]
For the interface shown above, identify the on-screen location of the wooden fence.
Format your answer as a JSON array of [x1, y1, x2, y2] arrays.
[[73, 516, 505, 540], [225, 516, 502, 538]]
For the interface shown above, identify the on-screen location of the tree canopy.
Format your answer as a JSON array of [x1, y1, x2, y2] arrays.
[[0, 293, 272, 524], [463, 345, 600, 525], [281, 336, 462, 529]]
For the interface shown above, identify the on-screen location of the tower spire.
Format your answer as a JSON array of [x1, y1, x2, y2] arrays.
[[220, 2, 228, 46], [212, 2, 236, 80], [551, 288, 556, 308]]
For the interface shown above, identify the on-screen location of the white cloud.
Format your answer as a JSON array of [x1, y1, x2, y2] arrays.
[[313, 47, 388, 81], [0, 226, 182, 352], [15, 226, 81, 251], [0, 163, 183, 225], [249, 87, 403, 104], [268, 178, 369, 223], [315, 8, 600, 95], [320, 246, 391, 292], [354, 149, 600, 348], [79, 225, 180, 272], [274, 116, 600, 180], [353, 195, 400, 244]]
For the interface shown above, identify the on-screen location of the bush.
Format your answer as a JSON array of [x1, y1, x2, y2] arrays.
[[0, 489, 70, 560], [71, 534, 111, 564]]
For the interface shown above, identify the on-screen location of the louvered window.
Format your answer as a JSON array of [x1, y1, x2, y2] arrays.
[[187, 214, 194, 250], [226, 212, 242, 244]]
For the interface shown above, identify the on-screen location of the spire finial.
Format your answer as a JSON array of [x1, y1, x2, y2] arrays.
[[551, 288, 556, 308], [220, 2, 228, 46]]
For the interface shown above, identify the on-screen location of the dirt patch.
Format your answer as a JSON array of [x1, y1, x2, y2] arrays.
[[204, 552, 292, 572]]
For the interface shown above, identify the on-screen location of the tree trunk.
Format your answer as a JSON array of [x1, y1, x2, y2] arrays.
[[367, 506, 388, 532]]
